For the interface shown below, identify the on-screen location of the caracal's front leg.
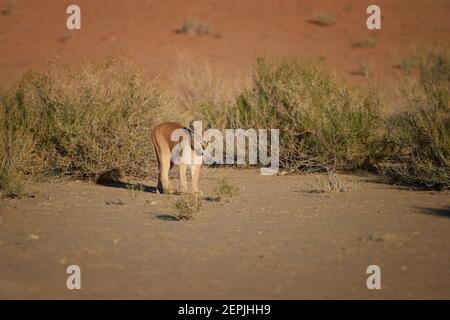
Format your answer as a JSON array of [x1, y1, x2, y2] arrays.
[[191, 164, 202, 197], [179, 164, 188, 195]]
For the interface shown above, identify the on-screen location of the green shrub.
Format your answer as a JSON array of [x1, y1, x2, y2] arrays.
[[0, 93, 36, 197], [223, 58, 383, 172], [0, 58, 177, 196], [383, 50, 450, 189]]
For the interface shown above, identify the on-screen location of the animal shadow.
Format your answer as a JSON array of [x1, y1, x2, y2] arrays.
[[97, 179, 157, 193]]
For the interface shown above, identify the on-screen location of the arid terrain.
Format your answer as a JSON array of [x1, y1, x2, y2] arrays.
[[1, 0, 450, 299], [1, 168, 449, 299]]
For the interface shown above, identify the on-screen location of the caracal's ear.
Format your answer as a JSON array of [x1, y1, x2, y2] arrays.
[[189, 120, 211, 132], [189, 120, 196, 133]]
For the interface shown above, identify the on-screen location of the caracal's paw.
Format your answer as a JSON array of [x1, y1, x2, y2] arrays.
[[180, 185, 189, 195], [162, 187, 177, 195], [192, 190, 203, 198]]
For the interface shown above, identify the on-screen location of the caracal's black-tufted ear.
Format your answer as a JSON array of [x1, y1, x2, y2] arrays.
[[189, 120, 196, 133]]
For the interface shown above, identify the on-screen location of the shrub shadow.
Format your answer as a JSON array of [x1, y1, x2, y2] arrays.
[[419, 206, 450, 219], [155, 214, 179, 221]]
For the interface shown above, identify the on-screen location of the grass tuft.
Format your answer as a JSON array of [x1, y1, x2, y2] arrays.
[[352, 38, 377, 48], [214, 177, 240, 201], [352, 64, 372, 77], [308, 172, 359, 193], [173, 196, 202, 220]]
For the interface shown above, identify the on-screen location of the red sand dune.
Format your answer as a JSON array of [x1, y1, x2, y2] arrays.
[[0, 0, 449, 89]]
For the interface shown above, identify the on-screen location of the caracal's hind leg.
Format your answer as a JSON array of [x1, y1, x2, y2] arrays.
[[159, 147, 176, 194], [152, 135, 164, 194], [191, 164, 202, 197]]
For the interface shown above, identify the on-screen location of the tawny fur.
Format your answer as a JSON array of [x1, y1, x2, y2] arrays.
[[151, 122, 202, 196]]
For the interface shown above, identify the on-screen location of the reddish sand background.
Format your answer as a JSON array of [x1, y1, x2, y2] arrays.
[[0, 0, 449, 90]]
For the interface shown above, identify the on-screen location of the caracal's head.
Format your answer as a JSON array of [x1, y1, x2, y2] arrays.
[[188, 120, 213, 151]]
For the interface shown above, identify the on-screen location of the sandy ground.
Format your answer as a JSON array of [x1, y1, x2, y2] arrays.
[[0, 168, 449, 299]]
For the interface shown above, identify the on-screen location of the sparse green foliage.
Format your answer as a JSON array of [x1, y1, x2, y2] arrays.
[[0, 88, 37, 198], [1, 49, 448, 197], [393, 57, 420, 72], [309, 13, 336, 27], [0, 58, 178, 196], [226, 58, 383, 172], [173, 196, 202, 220], [214, 177, 239, 201], [383, 50, 450, 189]]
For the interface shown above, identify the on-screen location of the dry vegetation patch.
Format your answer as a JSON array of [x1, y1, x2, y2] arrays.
[[1, 49, 449, 197]]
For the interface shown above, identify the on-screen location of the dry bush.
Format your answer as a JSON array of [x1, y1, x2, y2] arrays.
[[0, 97, 36, 197], [176, 19, 211, 36], [225, 58, 383, 172], [169, 57, 383, 174], [169, 53, 247, 126], [308, 172, 359, 193], [308, 13, 336, 27], [352, 64, 372, 77], [382, 50, 450, 189], [173, 196, 202, 220], [0, 58, 179, 197], [214, 177, 240, 201], [1, 0, 15, 15]]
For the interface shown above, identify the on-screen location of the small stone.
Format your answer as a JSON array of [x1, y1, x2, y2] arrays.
[[28, 234, 39, 240]]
